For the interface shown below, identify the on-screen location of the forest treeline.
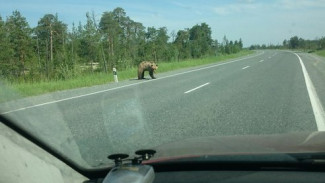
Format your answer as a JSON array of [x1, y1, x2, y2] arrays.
[[0, 8, 243, 82], [249, 36, 325, 51]]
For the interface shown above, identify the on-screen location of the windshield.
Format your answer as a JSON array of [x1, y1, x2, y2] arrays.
[[1, 0, 325, 170]]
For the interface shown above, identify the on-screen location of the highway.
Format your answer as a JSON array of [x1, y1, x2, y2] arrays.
[[1, 50, 325, 167]]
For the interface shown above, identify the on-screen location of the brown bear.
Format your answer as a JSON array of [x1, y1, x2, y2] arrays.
[[138, 61, 158, 79]]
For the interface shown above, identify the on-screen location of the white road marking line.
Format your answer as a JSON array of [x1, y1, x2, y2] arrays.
[[242, 66, 250, 69], [1, 51, 265, 114], [294, 53, 325, 131], [184, 82, 210, 94], [259, 59, 264, 62]]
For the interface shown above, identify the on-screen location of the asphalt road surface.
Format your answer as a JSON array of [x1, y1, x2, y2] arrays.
[[1, 50, 325, 167]]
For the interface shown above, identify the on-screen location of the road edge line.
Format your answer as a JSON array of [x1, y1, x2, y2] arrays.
[[294, 52, 325, 131]]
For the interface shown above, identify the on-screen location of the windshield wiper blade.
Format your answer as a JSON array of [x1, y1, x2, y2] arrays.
[[290, 153, 325, 164]]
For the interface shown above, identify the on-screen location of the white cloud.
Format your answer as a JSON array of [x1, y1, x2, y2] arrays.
[[275, 0, 325, 10], [212, 1, 259, 16], [212, 0, 325, 16], [171, 1, 192, 9], [237, 0, 256, 4], [171, 1, 204, 16]]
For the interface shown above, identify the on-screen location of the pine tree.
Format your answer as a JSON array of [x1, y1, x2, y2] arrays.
[[5, 11, 33, 80], [35, 14, 67, 79], [0, 16, 14, 79]]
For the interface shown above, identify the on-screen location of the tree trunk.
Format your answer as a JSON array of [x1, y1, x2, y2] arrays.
[[36, 36, 41, 68], [101, 45, 107, 73], [50, 24, 53, 63]]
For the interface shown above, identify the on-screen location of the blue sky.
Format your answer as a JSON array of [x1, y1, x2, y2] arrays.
[[1, 0, 325, 46]]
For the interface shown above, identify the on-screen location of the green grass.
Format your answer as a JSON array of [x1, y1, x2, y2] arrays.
[[3, 50, 254, 99], [6, 69, 138, 97], [314, 50, 325, 57], [157, 50, 253, 72]]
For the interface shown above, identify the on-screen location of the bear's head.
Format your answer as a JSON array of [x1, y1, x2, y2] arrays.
[[150, 62, 158, 71]]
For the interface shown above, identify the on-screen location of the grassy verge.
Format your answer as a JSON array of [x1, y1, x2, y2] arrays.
[[314, 50, 325, 57], [4, 50, 254, 98], [157, 50, 253, 72]]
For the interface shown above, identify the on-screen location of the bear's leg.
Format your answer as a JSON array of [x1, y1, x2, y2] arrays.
[[141, 71, 145, 79], [149, 70, 156, 79], [138, 70, 143, 80]]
